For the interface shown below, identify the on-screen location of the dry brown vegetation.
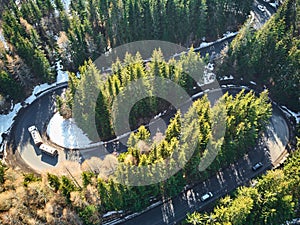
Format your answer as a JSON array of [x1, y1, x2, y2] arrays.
[[0, 167, 83, 225]]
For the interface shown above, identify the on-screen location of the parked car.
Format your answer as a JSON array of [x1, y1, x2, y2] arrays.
[[252, 162, 263, 171], [200, 192, 213, 202], [257, 4, 266, 12]]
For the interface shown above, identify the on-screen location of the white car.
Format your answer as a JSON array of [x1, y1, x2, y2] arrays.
[[200, 192, 213, 202], [258, 4, 266, 12]]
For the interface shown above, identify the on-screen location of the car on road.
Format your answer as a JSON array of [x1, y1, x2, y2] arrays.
[[200, 192, 213, 202], [258, 4, 266, 12], [252, 162, 263, 171]]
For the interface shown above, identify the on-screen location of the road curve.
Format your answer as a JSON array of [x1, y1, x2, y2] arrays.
[[105, 87, 290, 225], [4, 3, 279, 222], [7, 85, 69, 172], [6, 80, 291, 225]]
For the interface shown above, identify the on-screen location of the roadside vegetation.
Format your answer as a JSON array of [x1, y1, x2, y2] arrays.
[[184, 0, 300, 223], [185, 137, 300, 225], [0, 0, 299, 224], [217, 0, 300, 111], [56, 49, 208, 140], [0, 0, 252, 107], [0, 89, 272, 224]]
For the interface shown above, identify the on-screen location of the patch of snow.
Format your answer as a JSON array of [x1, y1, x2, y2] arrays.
[[218, 32, 239, 42], [193, 31, 238, 52], [33, 83, 56, 96], [24, 94, 36, 104], [0, 78, 69, 146], [0, 30, 9, 50], [154, 112, 162, 120], [25, 83, 59, 104], [103, 211, 124, 218], [283, 218, 300, 225], [47, 112, 93, 149], [199, 41, 213, 48], [0, 103, 22, 144], [205, 63, 214, 71], [56, 61, 69, 84], [269, 2, 278, 8], [172, 51, 187, 60], [241, 86, 249, 89], [62, 0, 71, 11], [223, 31, 238, 38], [281, 106, 300, 123], [220, 75, 234, 80]]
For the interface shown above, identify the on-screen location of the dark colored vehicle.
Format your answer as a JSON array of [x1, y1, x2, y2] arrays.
[[252, 162, 263, 171]]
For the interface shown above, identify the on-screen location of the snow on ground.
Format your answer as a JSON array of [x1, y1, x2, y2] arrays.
[[199, 41, 213, 48], [220, 75, 234, 80], [281, 106, 300, 124], [269, 3, 278, 8], [0, 62, 69, 148], [205, 63, 214, 71], [0, 81, 62, 145], [103, 211, 124, 218], [0, 30, 9, 50], [24, 83, 56, 104], [193, 31, 238, 52], [23, 61, 68, 104], [223, 31, 239, 38], [191, 92, 204, 100], [0, 103, 22, 145], [56, 61, 69, 84], [47, 112, 93, 149]]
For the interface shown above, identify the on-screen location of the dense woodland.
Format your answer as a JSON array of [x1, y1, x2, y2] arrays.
[[0, 0, 252, 104], [56, 49, 208, 140], [217, 0, 300, 111], [0, 88, 272, 225], [0, 0, 299, 224]]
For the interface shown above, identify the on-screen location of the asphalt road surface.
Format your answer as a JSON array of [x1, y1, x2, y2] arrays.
[[113, 92, 290, 225], [7, 82, 290, 225], [7, 86, 69, 172], [4, 3, 280, 222]]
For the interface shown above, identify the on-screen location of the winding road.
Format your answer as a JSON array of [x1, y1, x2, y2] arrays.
[[3, 2, 290, 224], [6, 82, 291, 225], [118, 98, 290, 225]]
